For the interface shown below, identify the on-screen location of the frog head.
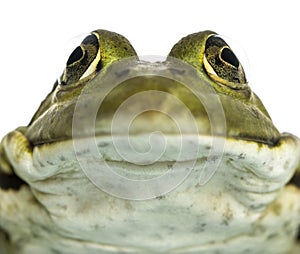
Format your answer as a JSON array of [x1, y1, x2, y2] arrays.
[[1, 29, 299, 253], [27, 30, 279, 146]]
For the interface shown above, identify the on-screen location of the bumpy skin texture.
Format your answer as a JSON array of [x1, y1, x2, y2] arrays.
[[0, 29, 300, 254]]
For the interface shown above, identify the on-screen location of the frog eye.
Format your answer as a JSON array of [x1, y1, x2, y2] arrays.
[[66, 46, 84, 65], [60, 33, 101, 85], [203, 35, 247, 89]]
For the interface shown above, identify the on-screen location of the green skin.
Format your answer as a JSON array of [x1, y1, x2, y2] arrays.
[[0, 29, 299, 253], [26, 30, 279, 145]]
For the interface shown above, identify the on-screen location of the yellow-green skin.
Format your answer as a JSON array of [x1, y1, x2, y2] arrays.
[[0, 30, 299, 254]]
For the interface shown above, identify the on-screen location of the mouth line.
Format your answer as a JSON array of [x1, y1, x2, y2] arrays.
[[230, 135, 279, 147], [31, 133, 278, 147]]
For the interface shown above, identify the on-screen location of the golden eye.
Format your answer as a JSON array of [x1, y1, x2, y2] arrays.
[[61, 33, 101, 85], [203, 35, 247, 89]]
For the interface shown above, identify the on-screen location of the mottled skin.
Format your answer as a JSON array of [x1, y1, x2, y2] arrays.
[[0, 30, 299, 254]]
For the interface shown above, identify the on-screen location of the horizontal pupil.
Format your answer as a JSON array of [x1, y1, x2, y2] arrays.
[[221, 48, 239, 68], [67, 46, 84, 65]]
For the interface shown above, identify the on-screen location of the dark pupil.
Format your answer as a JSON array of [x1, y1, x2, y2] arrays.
[[220, 48, 239, 68], [82, 34, 99, 46], [67, 46, 83, 65]]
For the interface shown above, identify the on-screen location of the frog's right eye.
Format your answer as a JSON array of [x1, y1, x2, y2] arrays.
[[203, 35, 247, 89], [60, 33, 102, 85]]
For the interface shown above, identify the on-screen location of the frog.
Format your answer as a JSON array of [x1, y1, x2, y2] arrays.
[[0, 29, 299, 254]]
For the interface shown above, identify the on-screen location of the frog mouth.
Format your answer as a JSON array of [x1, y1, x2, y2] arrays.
[[21, 131, 300, 200]]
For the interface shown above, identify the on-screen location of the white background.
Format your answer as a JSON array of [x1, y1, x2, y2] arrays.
[[1, 0, 299, 139]]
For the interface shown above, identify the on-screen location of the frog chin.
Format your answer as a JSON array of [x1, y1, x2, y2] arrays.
[[25, 132, 299, 198], [3, 129, 300, 252]]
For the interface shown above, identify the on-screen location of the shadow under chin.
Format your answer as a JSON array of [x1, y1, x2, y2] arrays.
[[289, 173, 300, 189], [289, 174, 300, 242], [0, 172, 26, 190]]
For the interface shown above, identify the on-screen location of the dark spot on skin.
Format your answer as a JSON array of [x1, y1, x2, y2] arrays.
[[208, 155, 220, 163], [151, 233, 163, 240], [98, 142, 109, 148], [156, 195, 165, 200], [115, 68, 130, 78], [267, 233, 278, 239], [169, 68, 186, 76], [226, 158, 234, 165], [66, 187, 74, 196], [76, 149, 90, 156], [59, 156, 66, 161], [164, 225, 176, 233], [0, 171, 26, 190], [118, 232, 127, 238], [221, 219, 229, 226], [50, 248, 63, 254], [249, 203, 266, 210], [46, 160, 54, 166], [56, 204, 67, 210], [167, 164, 173, 169], [92, 224, 102, 230], [242, 249, 252, 254], [238, 153, 246, 159], [192, 223, 207, 233], [31, 232, 39, 239], [40, 225, 52, 234]]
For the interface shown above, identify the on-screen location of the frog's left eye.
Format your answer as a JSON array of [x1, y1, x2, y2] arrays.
[[60, 33, 101, 85], [203, 35, 247, 89]]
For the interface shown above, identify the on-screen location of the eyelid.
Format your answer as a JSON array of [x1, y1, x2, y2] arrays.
[[80, 32, 101, 80]]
